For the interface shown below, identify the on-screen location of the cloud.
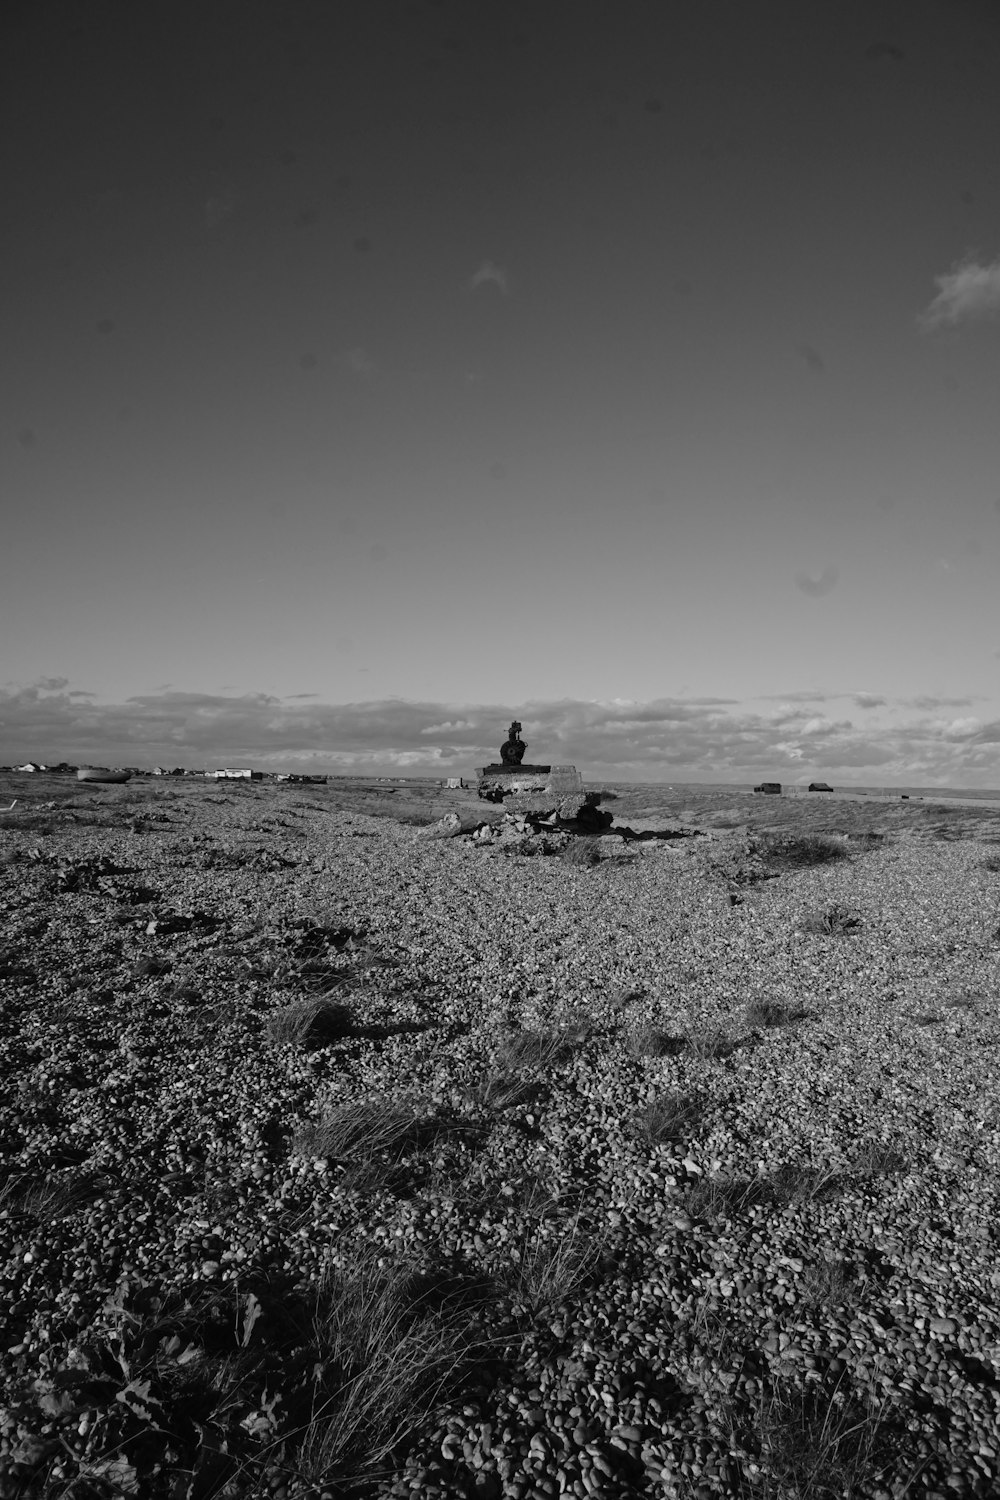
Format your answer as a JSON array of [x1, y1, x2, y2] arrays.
[[919, 255, 1000, 330], [904, 695, 976, 710], [470, 261, 509, 295], [794, 566, 839, 597], [342, 347, 379, 379], [3, 686, 1000, 787], [205, 181, 238, 230], [852, 692, 886, 710], [796, 343, 825, 373]]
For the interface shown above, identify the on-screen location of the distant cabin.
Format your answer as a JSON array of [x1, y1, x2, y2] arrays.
[[754, 782, 782, 795], [808, 782, 833, 792], [213, 768, 261, 780]]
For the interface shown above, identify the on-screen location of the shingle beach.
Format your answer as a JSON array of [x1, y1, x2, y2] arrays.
[[2, 777, 1000, 1498]]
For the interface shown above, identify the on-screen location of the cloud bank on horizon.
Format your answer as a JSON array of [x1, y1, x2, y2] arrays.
[[2, 682, 997, 788]]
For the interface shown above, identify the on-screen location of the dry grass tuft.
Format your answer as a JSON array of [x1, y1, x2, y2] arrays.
[[290, 1254, 480, 1486], [560, 837, 602, 867], [632, 1093, 702, 1145], [799, 1256, 858, 1309], [290, 1097, 433, 1193], [745, 999, 806, 1029], [505, 1211, 608, 1316], [768, 1161, 841, 1206], [626, 1024, 686, 1058], [682, 1173, 774, 1223], [266, 995, 354, 1047], [494, 1028, 579, 1072], [686, 1030, 738, 1061], [745, 1377, 920, 1499]]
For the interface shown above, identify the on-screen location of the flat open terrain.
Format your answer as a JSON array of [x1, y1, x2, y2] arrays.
[[2, 775, 1000, 1499]]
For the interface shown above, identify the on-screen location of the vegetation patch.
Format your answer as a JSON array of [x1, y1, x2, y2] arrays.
[[625, 1024, 686, 1058], [745, 999, 807, 1029], [631, 1093, 702, 1145], [796, 902, 862, 936]]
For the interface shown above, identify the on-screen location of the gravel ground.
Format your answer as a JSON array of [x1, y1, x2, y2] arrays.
[[2, 778, 1000, 1499]]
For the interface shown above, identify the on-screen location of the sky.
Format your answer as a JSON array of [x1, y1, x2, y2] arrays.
[[3, 0, 1000, 784]]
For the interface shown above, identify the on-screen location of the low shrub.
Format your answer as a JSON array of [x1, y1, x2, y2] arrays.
[[761, 832, 850, 868], [797, 903, 861, 936]]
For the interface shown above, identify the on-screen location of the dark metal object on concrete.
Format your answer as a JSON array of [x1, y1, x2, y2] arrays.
[[500, 719, 526, 766]]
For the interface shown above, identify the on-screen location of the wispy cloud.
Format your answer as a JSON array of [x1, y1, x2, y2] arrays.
[[852, 692, 886, 710], [205, 180, 238, 230], [794, 566, 839, 597], [904, 695, 977, 710], [795, 342, 825, 373], [342, 347, 379, 379], [2, 685, 999, 787], [919, 255, 1000, 330], [470, 260, 509, 295]]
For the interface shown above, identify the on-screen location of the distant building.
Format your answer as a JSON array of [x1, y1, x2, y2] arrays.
[[753, 782, 782, 795], [213, 768, 261, 780], [808, 781, 833, 792], [446, 777, 464, 789], [16, 763, 41, 773]]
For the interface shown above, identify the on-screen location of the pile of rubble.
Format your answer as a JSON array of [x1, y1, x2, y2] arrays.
[[418, 792, 612, 848]]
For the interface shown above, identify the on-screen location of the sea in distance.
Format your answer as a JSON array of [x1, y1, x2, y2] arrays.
[[597, 782, 1000, 806]]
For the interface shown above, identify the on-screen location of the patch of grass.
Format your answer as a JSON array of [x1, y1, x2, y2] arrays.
[[682, 1173, 775, 1224], [468, 1074, 542, 1112], [631, 1092, 702, 1145], [852, 1141, 906, 1177], [504, 1211, 608, 1317], [290, 1096, 436, 1192], [797, 902, 861, 936], [560, 837, 602, 867], [745, 999, 806, 1029], [761, 832, 850, 868], [849, 828, 887, 851], [266, 995, 355, 1046], [768, 1161, 842, 1206], [5, 1170, 113, 1224], [739, 1374, 926, 1500], [494, 1027, 580, 1072], [289, 1256, 478, 1485], [625, 1024, 686, 1058], [799, 1256, 859, 1310], [686, 1029, 738, 1061]]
